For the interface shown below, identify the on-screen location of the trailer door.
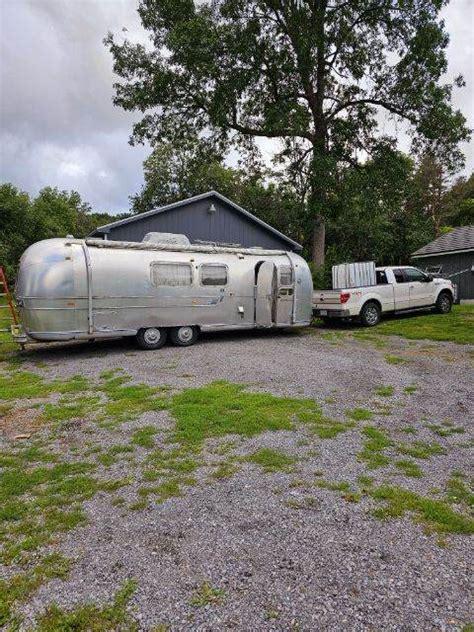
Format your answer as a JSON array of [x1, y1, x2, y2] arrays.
[[255, 260, 276, 327]]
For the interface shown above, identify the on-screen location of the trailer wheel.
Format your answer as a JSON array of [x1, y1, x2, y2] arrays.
[[434, 291, 453, 314], [360, 301, 381, 327], [136, 327, 167, 350], [169, 325, 199, 347]]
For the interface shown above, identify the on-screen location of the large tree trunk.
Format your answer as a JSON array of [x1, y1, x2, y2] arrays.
[[311, 214, 325, 266]]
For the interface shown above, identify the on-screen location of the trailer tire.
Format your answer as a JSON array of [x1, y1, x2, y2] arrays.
[[136, 327, 168, 350], [360, 301, 381, 327], [434, 291, 453, 314], [169, 325, 199, 347]]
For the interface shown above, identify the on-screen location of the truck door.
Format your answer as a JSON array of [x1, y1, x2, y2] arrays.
[[255, 260, 276, 327], [275, 264, 294, 325], [392, 268, 410, 310], [404, 267, 435, 308]]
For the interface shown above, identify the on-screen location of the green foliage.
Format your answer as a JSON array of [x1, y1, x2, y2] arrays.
[[375, 386, 394, 397], [397, 441, 446, 460], [370, 485, 474, 535], [106, 0, 469, 264], [245, 448, 298, 473], [0, 184, 116, 281], [346, 408, 373, 422], [377, 306, 474, 345], [190, 583, 225, 608], [34, 579, 138, 632], [395, 459, 424, 478], [358, 426, 393, 469]]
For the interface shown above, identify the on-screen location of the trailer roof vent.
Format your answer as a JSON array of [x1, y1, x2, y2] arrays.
[[142, 232, 190, 246]]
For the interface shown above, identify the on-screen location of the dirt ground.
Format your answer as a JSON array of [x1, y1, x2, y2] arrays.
[[1, 326, 473, 631]]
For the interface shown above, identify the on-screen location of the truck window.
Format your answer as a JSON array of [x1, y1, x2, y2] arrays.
[[200, 264, 228, 286], [404, 268, 427, 283], [279, 265, 293, 286], [151, 262, 193, 287], [376, 270, 388, 284], [393, 269, 406, 284]]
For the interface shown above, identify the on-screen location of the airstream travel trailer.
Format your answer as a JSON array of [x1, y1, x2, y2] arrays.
[[13, 234, 313, 349]]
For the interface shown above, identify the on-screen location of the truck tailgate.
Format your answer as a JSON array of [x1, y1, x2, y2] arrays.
[[313, 290, 346, 308]]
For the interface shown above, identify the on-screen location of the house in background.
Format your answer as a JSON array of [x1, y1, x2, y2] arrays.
[[411, 225, 474, 301], [89, 190, 302, 252]]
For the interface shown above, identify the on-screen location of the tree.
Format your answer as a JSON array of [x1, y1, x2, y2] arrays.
[[106, 0, 470, 266], [131, 136, 303, 241], [0, 184, 33, 281]]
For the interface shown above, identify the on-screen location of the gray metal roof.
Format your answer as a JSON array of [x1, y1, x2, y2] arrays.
[[90, 190, 303, 251], [411, 225, 474, 257]]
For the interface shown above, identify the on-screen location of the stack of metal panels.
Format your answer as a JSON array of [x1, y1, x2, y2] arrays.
[[332, 262, 376, 289]]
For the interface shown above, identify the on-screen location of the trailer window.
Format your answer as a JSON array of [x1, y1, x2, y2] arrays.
[[279, 265, 293, 286], [200, 264, 228, 286], [151, 262, 193, 287]]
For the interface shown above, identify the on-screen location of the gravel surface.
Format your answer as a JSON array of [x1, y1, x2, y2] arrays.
[[2, 327, 473, 630]]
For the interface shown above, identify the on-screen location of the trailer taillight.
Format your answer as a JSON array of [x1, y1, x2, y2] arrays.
[[340, 292, 351, 304]]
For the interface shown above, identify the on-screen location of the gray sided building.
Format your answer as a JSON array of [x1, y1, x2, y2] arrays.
[[90, 190, 302, 252], [411, 225, 474, 301]]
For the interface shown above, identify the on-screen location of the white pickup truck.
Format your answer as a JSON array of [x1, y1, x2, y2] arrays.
[[313, 266, 455, 326]]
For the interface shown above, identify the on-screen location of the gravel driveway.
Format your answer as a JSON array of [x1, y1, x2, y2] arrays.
[[1, 327, 473, 630]]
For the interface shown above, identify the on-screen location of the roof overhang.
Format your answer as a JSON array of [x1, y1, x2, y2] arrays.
[[412, 248, 474, 258]]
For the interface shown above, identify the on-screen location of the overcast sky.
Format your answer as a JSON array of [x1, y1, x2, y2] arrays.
[[1, 0, 473, 215]]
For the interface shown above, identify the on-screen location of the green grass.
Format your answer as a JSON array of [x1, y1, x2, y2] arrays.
[[244, 448, 298, 472], [395, 459, 423, 478], [34, 579, 137, 631], [190, 583, 225, 607], [376, 305, 474, 345], [370, 485, 474, 534], [375, 386, 394, 397], [0, 553, 71, 626], [0, 371, 90, 401], [397, 440, 446, 460], [210, 461, 239, 479], [426, 420, 465, 437], [345, 407, 373, 421], [131, 426, 158, 448], [404, 385, 418, 394], [384, 354, 406, 365], [171, 381, 350, 446], [358, 426, 393, 469], [445, 474, 474, 508]]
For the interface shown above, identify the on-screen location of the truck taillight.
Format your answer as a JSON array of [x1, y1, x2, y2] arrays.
[[340, 292, 351, 304]]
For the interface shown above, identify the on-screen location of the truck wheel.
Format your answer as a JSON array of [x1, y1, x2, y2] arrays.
[[136, 327, 167, 350], [435, 291, 453, 314], [169, 325, 199, 347], [360, 301, 381, 327]]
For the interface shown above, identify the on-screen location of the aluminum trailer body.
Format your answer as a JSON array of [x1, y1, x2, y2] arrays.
[[14, 237, 312, 347]]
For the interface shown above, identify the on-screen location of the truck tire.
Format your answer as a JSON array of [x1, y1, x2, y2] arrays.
[[169, 325, 199, 347], [136, 327, 168, 350], [360, 301, 381, 327], [435, 291, 453, 314]]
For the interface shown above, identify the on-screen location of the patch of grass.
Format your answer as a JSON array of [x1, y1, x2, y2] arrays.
[[131, 426, 158, 448], [384, 354, 406, 365], [98, 375, 169, 426], [358, 426, 393, 469], [397, 440, 446, 460], [370, 485, 474, 534], [0, 553, 71, 626], [137, 477, 188, 504], [245, 448, 298, 473], [42, 396, 101, 423], [190, 583, 225, 608], [426, 420, 465, 437], [346, 407, 373, 421], [375, 386, 394, 397], [376, 305, 474, 345], [315, 479, 352, 492], [171, 381, 349, 446], [445, 474, 474, 508], [395, 459, 423, 478], [0, 371, 90, 401], [210, 461, 239, 479], [34, 579, 137, 631], [404, 385, 418, 394], [285, 496, 319, 510], [400, 425, 417, 434]]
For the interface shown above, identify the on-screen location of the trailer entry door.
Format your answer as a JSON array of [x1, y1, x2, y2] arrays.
[[255, 260, 276, 327]]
